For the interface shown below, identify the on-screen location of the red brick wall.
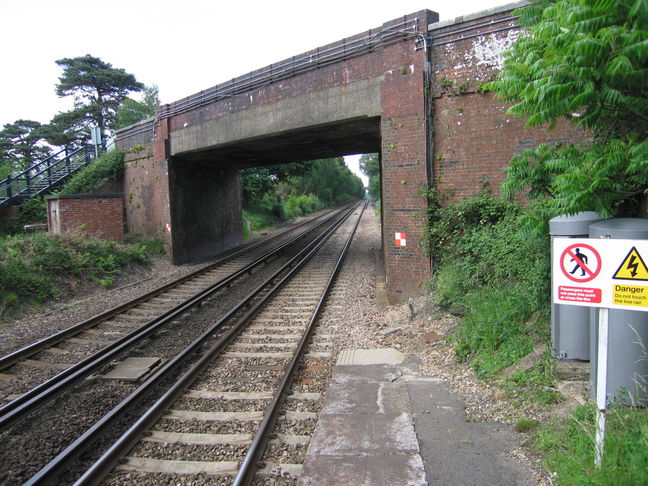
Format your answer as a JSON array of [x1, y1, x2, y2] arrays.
[[432, 93, 582, 200], [47, 195, 124, 240], [123, 146, 172, 251], [429, 7, 583, 201], [380, 12, 436, 302]]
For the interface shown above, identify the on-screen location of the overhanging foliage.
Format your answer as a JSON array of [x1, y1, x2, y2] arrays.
[[490, 0, 648, 223]]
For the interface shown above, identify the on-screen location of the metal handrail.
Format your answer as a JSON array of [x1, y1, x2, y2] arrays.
[[0, 145, 101, 207]]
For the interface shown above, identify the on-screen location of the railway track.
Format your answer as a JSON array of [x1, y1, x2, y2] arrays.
[[0, 202, 366, 485], [0, 205, 347, 425]]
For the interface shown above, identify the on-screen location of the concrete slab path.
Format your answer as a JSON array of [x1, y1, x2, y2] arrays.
[[298, 348, 539, 486]]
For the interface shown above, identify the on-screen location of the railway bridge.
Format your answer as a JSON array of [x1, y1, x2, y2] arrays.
[[116, 2, 581, 302]]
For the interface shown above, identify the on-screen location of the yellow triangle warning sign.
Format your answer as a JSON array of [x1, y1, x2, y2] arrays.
[[613, 247, 648, 281]]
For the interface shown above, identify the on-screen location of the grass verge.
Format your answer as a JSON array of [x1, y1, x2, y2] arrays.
[[0, 232, 164, 320], [531, 405, 648, 485]]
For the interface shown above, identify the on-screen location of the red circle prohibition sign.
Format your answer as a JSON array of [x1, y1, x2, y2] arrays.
[[559, 243, 602, 283]]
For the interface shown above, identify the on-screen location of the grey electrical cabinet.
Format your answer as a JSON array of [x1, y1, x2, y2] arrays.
[[590, 218, 648, 404], [550, 212, 602, 360]]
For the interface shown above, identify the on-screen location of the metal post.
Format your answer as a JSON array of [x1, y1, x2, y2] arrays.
[[6, 175, 12, 199], [595, 307, 609, 468]]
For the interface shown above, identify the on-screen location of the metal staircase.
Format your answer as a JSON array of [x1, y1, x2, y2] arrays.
[[0, 145, 101, 208]]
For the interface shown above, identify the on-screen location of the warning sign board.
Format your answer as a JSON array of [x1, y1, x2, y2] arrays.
[[553, 238, 648, 312], [612, 284, 648, 307], [612, 247, 648, 281], [558, 286, 601, 304]]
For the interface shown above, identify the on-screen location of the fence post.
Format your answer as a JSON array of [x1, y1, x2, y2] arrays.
[[6, 175, 12, 199]]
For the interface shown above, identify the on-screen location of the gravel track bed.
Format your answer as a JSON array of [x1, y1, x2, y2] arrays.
[[252, 476, 298, 486], [0, 251, 293, 406], [174, 397, 269, 412], [264, 443, 308, 464], [95, 211, 358, 484], [55, 339, 106, 354], [245, 326, 305, 335], [105, 471, 229, 486], [238, 336, 296, 343], [0, 210, 331, 358], [0, 256, 212, 357], [132, 442, 248, 461], [155, 418, 260, 435], [0, 364, 62, 404], [274, 419, 318, 436], [214, 357, 292, 370], [0, 379, 136, 484], [193, 376, 280, 393], [283, 399, 321, 413], [0, 213, 342, 484]]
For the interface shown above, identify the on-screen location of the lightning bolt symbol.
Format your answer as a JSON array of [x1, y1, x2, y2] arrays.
[[627, 255, 639, 277]]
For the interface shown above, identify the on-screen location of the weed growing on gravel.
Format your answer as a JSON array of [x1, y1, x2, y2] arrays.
[[502, 350, 562, 408], [532, 405, 648, 485], [453, 284, 535, 378], [514, 418, 539, 433]]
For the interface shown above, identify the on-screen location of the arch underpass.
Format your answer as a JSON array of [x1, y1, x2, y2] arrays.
[[169, 115, 381, 265]]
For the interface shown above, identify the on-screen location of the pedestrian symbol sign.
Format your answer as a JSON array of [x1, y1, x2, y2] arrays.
[[559, 243, 602, 283], [612, 247, 648, 281]]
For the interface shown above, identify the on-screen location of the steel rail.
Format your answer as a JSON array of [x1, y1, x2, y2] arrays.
[[25, 203, 360, 486], [234, 201, 367, 486], [0, 206, 338, 372], [0, 205, 348, 430]]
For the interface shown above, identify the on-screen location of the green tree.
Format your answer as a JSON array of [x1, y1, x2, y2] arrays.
[[359, 153, 380, 201], [298, 158, 364, 204], [115, 85, 161, 129], [241, 162, 310, 206], [0, 120, 51, 171], [490, 0, 648, 223], [49, 54, 144, 144], [42, 110, 89, 148]]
